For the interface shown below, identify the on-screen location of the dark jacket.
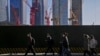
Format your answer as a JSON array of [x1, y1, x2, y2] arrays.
[[47, 37, 54, 47], [28, 37, 35, 47], [83, 35, 89, 50], [31, 38, 35, 46], [62, 37, 68, 48]]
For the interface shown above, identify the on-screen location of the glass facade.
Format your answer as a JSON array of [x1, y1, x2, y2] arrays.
[[53, 0, 60, 25], [72, 0, 82, 25], [0, 0, 7, 22], [10, 0, 22, 24], [32, 0, 44, 25], [44, 0, 48, 25], [53, 0, 68, 25], [60, 0, 68, 25]]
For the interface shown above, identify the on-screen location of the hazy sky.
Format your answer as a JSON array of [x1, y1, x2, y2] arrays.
[[83, 0, 100, 25]]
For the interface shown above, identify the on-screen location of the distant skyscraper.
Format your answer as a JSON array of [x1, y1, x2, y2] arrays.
[[53, 0, 68, 25], [0, 0, 7, 22], [71, 0, 82, 25], [9, 0, 27, 25], [10, 0, 22, 24], [32, 0, 44, 25]]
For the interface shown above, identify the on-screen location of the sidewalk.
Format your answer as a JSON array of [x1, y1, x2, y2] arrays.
[[0, 53, 100, 56]]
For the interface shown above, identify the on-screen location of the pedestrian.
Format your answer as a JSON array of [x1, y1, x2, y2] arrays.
[[89, 35, 98, 56], [83, 34, 91, 56], [24, 33, 36, 56], [61, 32, 72, 56], [45, 33, 54, 56], [59, 37, 63, 56]]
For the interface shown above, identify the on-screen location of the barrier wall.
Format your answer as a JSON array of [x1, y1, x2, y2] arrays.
[[0, 26, 100, 53]]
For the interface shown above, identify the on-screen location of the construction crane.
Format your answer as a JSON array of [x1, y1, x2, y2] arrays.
[[23, 0, 38, 25], [45, 10, 50, 25], [69, 10, 77, 25], [69, 0, 82, 25], [69, 8, 78, 25], [45, 8, 52, 25], [11, 5, 20, 25]]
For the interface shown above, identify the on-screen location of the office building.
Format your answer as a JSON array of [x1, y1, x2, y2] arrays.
[[10, 0, 27, 25], [71, 0, 82, 25], [0, 0, 7, 22], [32, 0, 44, 25], [52, 0, 68, 25]]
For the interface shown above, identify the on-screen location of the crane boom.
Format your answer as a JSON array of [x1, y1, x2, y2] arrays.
[[45, 7, 52, 25], [11, 5, 20, 25], [69, 0, 82, 25], [23, 0, 38, 25], [45, 10, 49, 25]]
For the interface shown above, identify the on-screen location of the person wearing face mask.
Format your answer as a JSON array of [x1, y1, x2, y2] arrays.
[[60, 32, 72, 56], [83, 34, 91, 56], [89, 35, 98, 56]]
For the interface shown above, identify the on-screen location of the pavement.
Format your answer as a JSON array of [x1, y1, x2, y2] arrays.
[[0, 53, 99, 56]]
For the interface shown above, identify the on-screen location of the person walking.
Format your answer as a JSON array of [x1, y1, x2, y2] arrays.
[[89, 35, 98, 56], [83, 34, 91, 56], [45, 33, 54, 56], [24, 33, 36, 56], [61, 32, 72, 56]]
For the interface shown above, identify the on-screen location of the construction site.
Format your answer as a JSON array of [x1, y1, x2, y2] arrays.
[[0, 0, 82, 26], [0, 0, 100, 56]]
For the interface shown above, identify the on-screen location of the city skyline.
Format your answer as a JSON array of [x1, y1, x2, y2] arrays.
[[0, 0, 100, 25], [53, 0, 68, 25]]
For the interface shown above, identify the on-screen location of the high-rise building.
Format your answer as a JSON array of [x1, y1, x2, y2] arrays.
[[22, 0, 27, 25], [0, 0, 7, 22], [9, 0, 27, 25], [32, 0, 44, 25], [10, 0, 22, 24], [44, 0, 48, 25], [71, 0, 82, 25], [52, 0, 68, 25]]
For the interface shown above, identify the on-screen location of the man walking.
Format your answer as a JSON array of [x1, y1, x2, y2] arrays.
[[89, 35, 98, 56], [61, 32, 72, 56], [24, 33, 36, 56], [83, 34, 91, 56], [45, 33, 54, 56]]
